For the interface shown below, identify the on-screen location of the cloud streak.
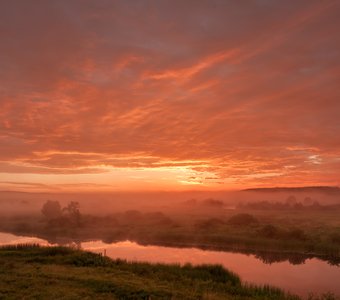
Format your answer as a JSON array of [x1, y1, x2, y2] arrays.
[[0, 0, 339, 191]]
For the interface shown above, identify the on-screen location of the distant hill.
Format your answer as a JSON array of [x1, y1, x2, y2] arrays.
[[242, 186, 340, 195]]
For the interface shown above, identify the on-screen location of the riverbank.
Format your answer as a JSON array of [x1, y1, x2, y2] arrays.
[[0, 244, 323, 300], [1, 207, 339, 265]]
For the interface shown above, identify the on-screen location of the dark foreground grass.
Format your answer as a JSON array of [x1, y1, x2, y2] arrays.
[[0, 244, 303, 300]]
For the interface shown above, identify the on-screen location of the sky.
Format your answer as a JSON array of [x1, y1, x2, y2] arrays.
[[0, 0, 340, 192]]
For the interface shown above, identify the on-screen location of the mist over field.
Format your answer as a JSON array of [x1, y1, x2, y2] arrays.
[[1, 187, 340, 216]]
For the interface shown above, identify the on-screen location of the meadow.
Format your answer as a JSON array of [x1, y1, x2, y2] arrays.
[[1, 244, 337, 300], [1, 199, 340, 265], [0, 192, 340, 298]]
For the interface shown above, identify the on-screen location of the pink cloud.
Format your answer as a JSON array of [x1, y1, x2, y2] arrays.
[[0, 1, 339, 190]]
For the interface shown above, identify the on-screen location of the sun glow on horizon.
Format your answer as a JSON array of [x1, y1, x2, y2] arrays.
[[0, 1, 339, 192]]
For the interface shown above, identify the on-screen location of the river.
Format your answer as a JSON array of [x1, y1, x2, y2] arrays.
[[0, 232, 339, 297]]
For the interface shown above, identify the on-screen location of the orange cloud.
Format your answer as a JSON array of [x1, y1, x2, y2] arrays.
[[145, 49, 240, 81], [0, 1, 339, 191]]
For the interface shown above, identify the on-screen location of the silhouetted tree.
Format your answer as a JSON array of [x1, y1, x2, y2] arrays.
[[41, 200, 62, 220], [63, 201, 81, 226]]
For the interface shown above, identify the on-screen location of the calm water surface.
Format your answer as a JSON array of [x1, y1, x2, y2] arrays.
[[1, 232, 339, 297]]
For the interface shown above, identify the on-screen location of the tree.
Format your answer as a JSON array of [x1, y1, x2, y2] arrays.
[[63, 201, 81, 226], [41, 200, 62, 220]]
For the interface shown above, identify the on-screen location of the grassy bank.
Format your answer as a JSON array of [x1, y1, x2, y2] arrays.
[[0, 244, 306, 300]]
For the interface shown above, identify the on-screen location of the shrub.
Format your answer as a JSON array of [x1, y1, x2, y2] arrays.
[[195, 218, 225, 230], [227, 213, 259, 226], [286, 228, 306, 241], [260, 224, 280, 238], [330, 233, 340, 244], [202, 198, 224, 208]]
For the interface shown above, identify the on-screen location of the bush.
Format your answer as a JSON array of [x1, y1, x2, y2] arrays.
[[195, 218, 225, 230], [286, 228, 306, 241], [227, 213, 259, 226], [330, 233, 340, 244], [202, 198, 224, 207], [260, 224, 280, 238]]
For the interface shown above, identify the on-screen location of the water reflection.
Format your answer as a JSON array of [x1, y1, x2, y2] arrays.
[[0, 232, 49, 246], [82, 240, 340, 297], [253, 251, 339, 266]]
